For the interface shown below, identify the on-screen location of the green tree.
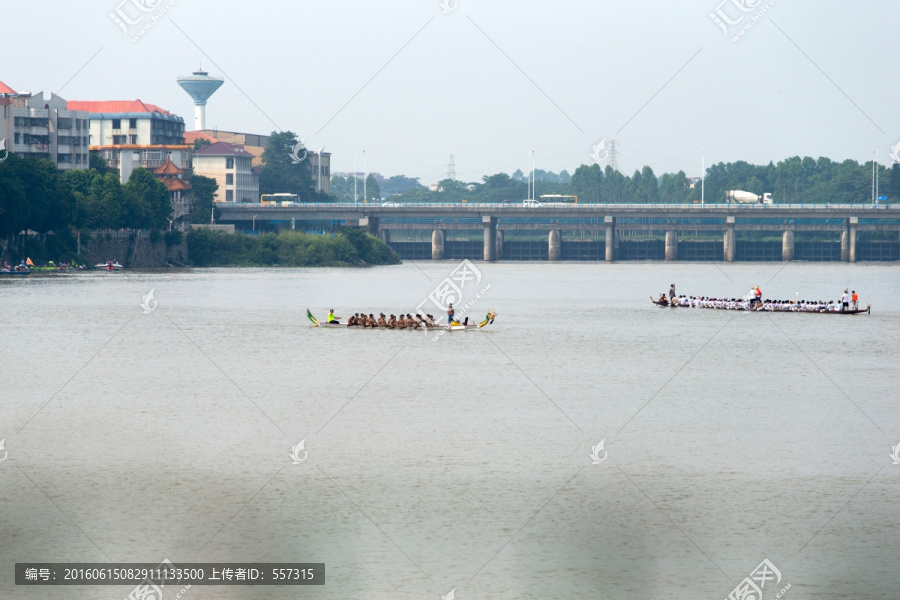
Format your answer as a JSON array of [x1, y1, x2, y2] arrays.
[[364, 174, 381, 201], [635, 166, 659, 203], [658, 171, 691, 203], [381, 175, 424, 196], [189, 175, 219, 224], [888, 163, 900, 200], [0, 153, 30, 238], [570, 163, 603, 203], [89, 151, 116, 176], [259, 131, 315, 200], [82, 173, 126, 229], [124, 168, 171, 229], [601, 167, 628, 203], [193, 138, 211, 152]]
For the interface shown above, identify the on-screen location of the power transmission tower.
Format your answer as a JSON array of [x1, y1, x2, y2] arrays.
[[448, 154, 456, 180], [607, 139, 620, 172]]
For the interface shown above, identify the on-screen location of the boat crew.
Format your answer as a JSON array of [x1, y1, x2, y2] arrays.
[[397, 314, 407, 328], [841, 289, 850, 311], [851, 290, 858, 310], [327, 309, 341, 324], [447, 303, 455, 324], [377, 314, 387, 327]]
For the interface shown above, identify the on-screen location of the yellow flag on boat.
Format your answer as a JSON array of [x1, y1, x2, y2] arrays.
[[26, 257, 34, 266], [306, 308, 319, 327]]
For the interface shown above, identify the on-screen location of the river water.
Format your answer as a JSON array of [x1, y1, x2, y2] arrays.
[[1, 262, 898, 600]]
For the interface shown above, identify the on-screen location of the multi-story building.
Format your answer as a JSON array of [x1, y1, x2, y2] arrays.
[[67, 99, 191, 172], [0, 83, 90, 170], [185, 129, 331, 194], [192, 141, 259, 203]]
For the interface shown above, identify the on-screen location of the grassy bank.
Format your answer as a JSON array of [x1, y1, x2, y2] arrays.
[[187, 228, 400, 267]]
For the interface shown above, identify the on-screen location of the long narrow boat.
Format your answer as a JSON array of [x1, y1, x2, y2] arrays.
[[307, 309, 497, 330], [0, 269, 32, 277], [651, 296, 871, 314], [94, 262, 124, 270]]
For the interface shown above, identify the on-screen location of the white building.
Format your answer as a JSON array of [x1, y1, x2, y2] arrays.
[[0, 83, 90, 170], [193, 141, 259, 203], [65, 98, 191, 173]]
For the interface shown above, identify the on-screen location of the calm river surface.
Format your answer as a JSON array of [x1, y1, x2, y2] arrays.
[[1, 261, 898, 600]]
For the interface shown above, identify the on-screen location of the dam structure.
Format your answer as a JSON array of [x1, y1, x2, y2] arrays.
[[213, 202, 900, 263]]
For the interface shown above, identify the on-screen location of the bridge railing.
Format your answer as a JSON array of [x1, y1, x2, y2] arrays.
[[218, 202, 896, 211]]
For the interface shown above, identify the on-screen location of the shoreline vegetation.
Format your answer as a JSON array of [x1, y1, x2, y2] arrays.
[[186, 228, 400, 267]]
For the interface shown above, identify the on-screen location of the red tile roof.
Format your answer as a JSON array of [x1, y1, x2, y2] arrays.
[[0, 80, 17, 95], [161, 178, 192, 192], [153, 156, 184, 176], [194, 141, 253, 157], [66, 99, 175, 116]]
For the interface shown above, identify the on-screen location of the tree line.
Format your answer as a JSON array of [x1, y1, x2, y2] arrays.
[[0, 151, 222, 239], [326, 156, 900, 204]]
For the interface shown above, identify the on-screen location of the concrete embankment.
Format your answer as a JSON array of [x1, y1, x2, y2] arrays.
[[79, 231, 188, 267]]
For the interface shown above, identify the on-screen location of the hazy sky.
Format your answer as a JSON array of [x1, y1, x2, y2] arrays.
[[5, 1, 898, 184]]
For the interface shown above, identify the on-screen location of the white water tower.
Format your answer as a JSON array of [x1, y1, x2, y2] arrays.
[[177, 69, 224, 131]]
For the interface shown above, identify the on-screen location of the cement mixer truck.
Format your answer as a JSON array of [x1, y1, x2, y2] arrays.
[[725, 190, 773, 204]]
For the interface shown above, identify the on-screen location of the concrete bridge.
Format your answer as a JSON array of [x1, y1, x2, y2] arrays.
[[214, 202, 900, 262]]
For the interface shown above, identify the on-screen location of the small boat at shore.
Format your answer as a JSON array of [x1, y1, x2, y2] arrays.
[[0, 269, 32, 277], [651, 296, 871, 314], [307, 309, 496, 330], [94, 262, 124, 270]]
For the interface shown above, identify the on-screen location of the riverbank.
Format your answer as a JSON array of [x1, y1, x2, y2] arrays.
[[186, 228, 400, 267]]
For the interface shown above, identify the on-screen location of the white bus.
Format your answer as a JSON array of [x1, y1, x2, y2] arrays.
[[260, 193, 300, 206]]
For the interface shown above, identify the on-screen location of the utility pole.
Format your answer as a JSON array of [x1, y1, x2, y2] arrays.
[[872, 150, 876, 204], [876, 150, 879, 205], [447, 154, 456, 180], [363, 150, 367, 202], [701, 149, 705, 204]]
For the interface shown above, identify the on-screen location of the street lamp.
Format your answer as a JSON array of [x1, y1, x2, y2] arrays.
[[252, 214, 258, 231]]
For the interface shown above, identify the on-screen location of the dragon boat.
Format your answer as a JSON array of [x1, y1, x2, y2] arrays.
[[651, 296, 871, 314], [307, 309, 497, 330]]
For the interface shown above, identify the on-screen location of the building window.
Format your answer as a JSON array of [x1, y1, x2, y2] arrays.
[[113, 135, 127, 144], [130, 135, 137, 144], [226, 173, 234, 185], [112, 119, 121, 129], [225, 190, 234, 202], [129, 118, 137, 129], [58, 118, 72, 129], [226, 158, 234, 169]]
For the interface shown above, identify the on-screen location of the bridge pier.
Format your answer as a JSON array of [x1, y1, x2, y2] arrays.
[[665, 230, 678, 261], [781, 230, 794, 261], [604, 216, 616, 261], [496, 229, 503, 260], [724, 216, 735, 262], [367, 216, 379, 236], [548, 230, 562, 261], [483, 216, 496, 262], [380, 229, 390, 245], [840, 229, 849, 261], [432, 229, 445, 260], [848, 217, 857, 263]]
